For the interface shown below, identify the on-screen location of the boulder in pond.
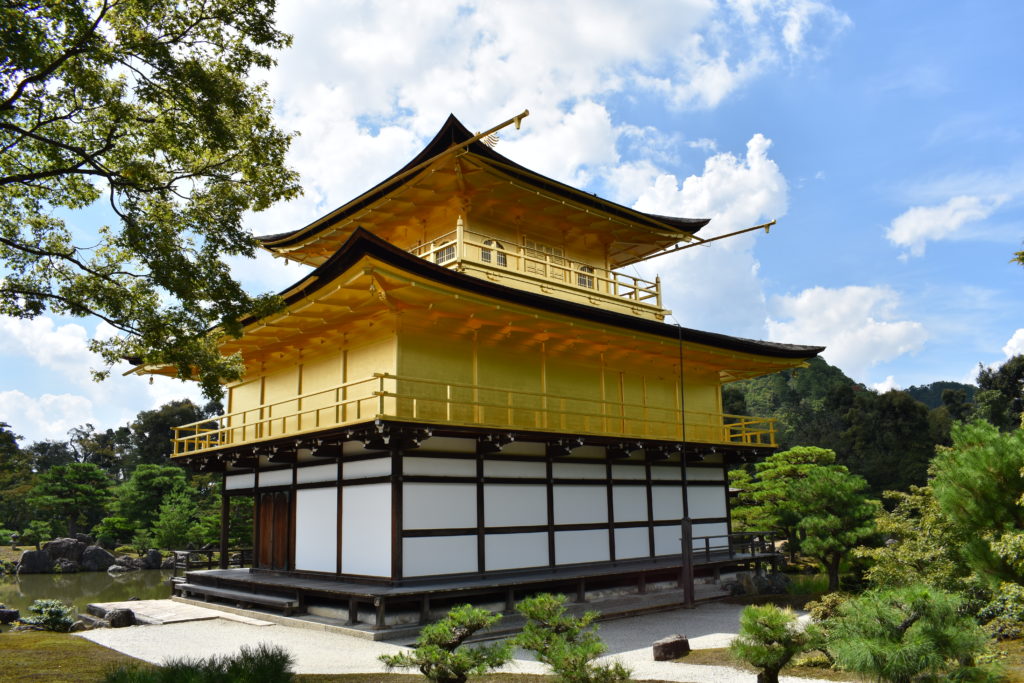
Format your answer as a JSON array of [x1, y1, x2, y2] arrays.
[[141, 549, 163, 570], [74, 533, 95, 546], [80, 545, 116, 572], [17, 549, 54, 574], [0, 607, 20, 624], [54, 557, 79, 573], [43, 537, 86, 564], [114, 555, 143, 570], [107, 564, 131, 575]]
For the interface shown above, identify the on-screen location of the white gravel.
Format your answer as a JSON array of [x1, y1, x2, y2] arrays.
[[79, 601, 835, 682]]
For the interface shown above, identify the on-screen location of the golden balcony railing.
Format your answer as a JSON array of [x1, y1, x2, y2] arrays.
[[172, 373, 776, 457], [408, 228, 663, 311]]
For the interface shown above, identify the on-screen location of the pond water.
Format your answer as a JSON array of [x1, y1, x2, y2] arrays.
[[0, 569, 173, 631]]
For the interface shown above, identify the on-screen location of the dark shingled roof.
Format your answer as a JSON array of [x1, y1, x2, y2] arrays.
[[257, 227, 824, 361], [257, 114, 710, 248]]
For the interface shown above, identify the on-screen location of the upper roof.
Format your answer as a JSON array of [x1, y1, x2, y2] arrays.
[[255, 227, 824, 362], [257, 114, 711, 268]]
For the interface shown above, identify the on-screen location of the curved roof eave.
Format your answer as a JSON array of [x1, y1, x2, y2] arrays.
[[252, 227, 825, 362], [257, 114, 711, 249]]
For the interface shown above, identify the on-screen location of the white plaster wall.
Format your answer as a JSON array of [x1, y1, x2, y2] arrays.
[[692, 522, 730, 551], [294, 487, 337, 572], [485, 532, 548, 571], [651, 487, 684, 520], [225, 473, 255, 490], [686, 467, 725, 481], [611, 464, 646, 480], [553, 486, 607, 525], [343, 457, 391, 480], [403, 483, 476, 530], [653, 524, 683, 556], [403, 536, 477, 576], [403, 457, 476, 477], [484, 460, 546, 478], [650, 466, 682, 481], [614, 527, 650, 559], [484, 484, 547, 527], [553, 462, 606, 479], [688, 486, 727, 518], [555, 529, 609, 564], [296, 464, 337, 485], [258, 469, 292, 487], [341, 483, 391, 576], [611, 485, 648, 523]]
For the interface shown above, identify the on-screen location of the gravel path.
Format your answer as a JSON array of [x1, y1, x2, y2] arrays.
[[79, 601, 834, 683]]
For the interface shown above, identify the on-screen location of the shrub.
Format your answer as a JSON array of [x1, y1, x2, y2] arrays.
[[730, 604, 819, 683], [103, 642, 294, 682], [20, 520, 52, 550], [0, 528, 15, 545], [379, 604, 511, 683], [19, 599, 76, 632], [826, 584, 998, 683], [516, 593, 630, 683]]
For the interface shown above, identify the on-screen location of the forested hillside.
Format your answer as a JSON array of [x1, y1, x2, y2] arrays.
[[724, 356, 1022, 495]]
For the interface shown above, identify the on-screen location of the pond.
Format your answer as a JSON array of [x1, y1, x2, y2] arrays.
[[0, 569, 173, 631]]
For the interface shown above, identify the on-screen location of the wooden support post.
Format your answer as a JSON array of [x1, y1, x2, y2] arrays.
[[681, 518, 695, 609], [419, 596, 431, 625], [219, 485, 229, 570], [713, 567, 721, 583], [575, 578, 587, 603], [347, 599, 359, 625], [505, 587, 516, 614], [374, 598, 387, 630], [637, 572, 647, 594]]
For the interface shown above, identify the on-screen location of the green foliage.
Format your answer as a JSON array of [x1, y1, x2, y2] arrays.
[[974, 355, 1024, 430], [0, 422, 34, 531], [979, 582, 1024, 640], [378, 604, 511, 683], [730, 604, 820, 683], [0, 527, 15, 544], [27, 461, 112, 535], [103, 642, 294, 682], [151, 488, 201, 549], [858, 484, 984, 605], [110, 464, 188, 531], [826, 585, 996, 683], [19, 599, 76, 632], [516, 593, 631, 683], [904, 382, 977, 411], [841, 389, 934, 495], [92, 516, 137, 548], [791, 466, 878, 591], [729, 445, 839, 554], [932, 421, 1024, 587], [21, 520, 53, 550], [1, 0, 300, 397], [125, 401, 209, 472], [22, 439, 76, 472]]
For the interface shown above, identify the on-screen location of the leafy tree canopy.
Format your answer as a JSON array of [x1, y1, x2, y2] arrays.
[[974, 355, 1024, 430], [28, 461, 112, 535], [932, 420, 1024, 587], [1, 0, 300, 398]]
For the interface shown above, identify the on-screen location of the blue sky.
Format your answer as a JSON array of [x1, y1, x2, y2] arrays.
[[3, 0, 1022, 444]]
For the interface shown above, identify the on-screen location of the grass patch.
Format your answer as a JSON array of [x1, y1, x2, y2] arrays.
[[1, 544, 23, 564], [0, 631, 146, 682], [676, 647, 859, 681]]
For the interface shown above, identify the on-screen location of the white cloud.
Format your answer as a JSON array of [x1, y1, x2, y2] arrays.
[[1002, 328, 1024, 358], [0, 317, 94, 385], [886, 194, 1008, 257], [630, 133, 787, 336], [0, 391, 94, 442], [252, 0, 848, 225], [0, 315, 206, 443], [871, 376, 899, 393], [766, 285, 928, 381]]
